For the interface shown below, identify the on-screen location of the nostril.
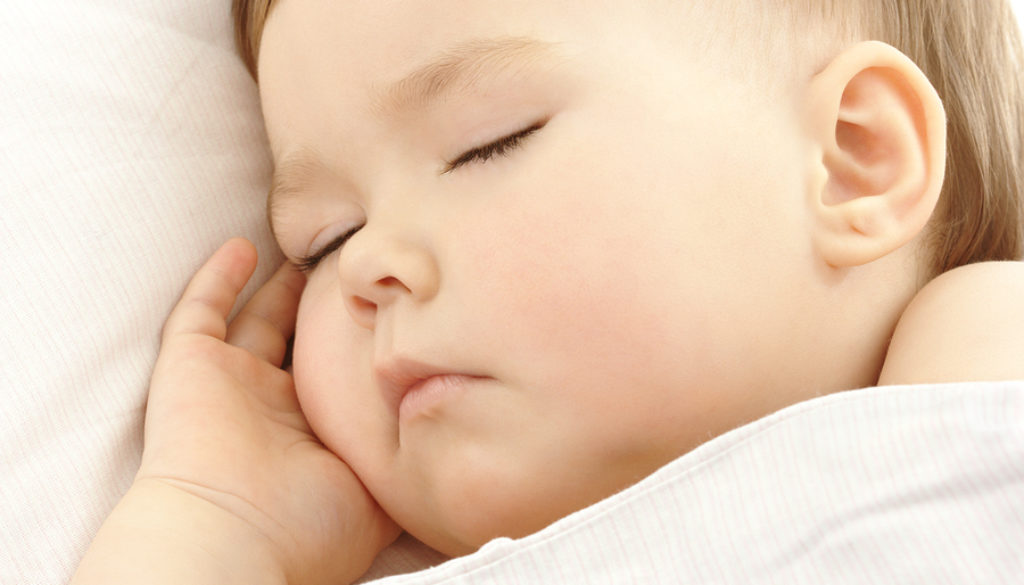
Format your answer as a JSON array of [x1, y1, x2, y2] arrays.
[[376, 276, 408, 292], [351, 296, 377, 314], [344, 294, 379, 330], [344, 297, 380, 329]]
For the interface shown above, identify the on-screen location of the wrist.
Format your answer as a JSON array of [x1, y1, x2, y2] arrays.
[[72, 478, 288, 585]]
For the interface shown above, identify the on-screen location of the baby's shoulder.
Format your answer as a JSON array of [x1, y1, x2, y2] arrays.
[[878, 261, 1024, 385]]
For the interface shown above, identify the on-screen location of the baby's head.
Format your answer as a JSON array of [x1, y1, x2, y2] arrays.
[[235, 0, 1024, 555]]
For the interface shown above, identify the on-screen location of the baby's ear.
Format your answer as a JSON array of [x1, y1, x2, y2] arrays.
[[804, 41, 946, 267]]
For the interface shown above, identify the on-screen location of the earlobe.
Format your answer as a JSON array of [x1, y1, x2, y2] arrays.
[[805, 41, 947, 267]]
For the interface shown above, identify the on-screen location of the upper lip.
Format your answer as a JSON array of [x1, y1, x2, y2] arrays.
[[375, 356, 462, 413]]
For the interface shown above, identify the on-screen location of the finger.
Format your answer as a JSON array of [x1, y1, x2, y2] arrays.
[[161, 238, 258, 344], [225, 261, 306, 366]]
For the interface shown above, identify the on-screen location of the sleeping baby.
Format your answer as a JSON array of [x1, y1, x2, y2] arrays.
[[73, 0, 1024, 583]]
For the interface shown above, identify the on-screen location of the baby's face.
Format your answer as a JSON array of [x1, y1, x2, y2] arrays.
[[260, 0, 817, 555]]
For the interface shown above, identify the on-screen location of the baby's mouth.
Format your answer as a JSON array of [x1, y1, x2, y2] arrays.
[[375, 355, 488, 421]]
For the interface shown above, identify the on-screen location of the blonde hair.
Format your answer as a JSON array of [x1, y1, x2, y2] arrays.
[[233, 0, 1024, 274], [233, 0, 273, 82]]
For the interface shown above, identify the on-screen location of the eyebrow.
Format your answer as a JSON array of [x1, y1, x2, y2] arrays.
[[267, 36, 560, 228], [372, 36, 560, 115]]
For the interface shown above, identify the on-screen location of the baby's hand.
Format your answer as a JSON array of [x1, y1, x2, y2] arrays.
[[73, 239, 399, 585]]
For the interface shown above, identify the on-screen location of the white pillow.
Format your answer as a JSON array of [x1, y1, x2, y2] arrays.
[[0, 2, 280, 583]]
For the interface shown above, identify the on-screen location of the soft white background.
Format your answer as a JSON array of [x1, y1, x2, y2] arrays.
[[1, 2, 1022, 584]]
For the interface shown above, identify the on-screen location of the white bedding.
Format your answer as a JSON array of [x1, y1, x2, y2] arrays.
[[2, 2, 1023, 584]]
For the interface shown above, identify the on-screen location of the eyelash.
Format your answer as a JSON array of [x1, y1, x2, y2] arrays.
[[442, 121, 545, 174], [295, 225, 362, 273], [295, 122, 545, 272]]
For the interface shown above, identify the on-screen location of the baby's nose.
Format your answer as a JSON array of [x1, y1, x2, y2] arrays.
[[336, 227, 440, 330]]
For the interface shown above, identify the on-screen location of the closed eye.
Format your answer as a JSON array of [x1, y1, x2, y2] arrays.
[[442, 120, 546, 174], [294, 120, 546, 271], [294, 224, 363, 273]]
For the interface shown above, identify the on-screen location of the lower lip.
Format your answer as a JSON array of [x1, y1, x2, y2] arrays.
[[399, 374, 482, 422]]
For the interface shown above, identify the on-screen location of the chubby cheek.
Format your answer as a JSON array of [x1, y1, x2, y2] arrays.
[[450, 142, 725, 461], [291, 280, 390, 469], [460, 166, 687, 381]]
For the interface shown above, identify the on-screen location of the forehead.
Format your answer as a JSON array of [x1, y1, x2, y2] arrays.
[[259, 1, 576, 81], [257, 1, 642, 169], [257, 1, 728, 143], [256, 0, 712, 98]]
